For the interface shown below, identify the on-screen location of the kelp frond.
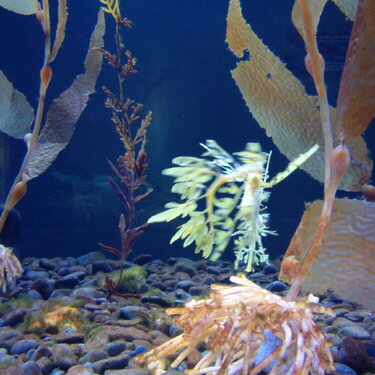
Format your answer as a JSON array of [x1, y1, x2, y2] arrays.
[[135, 274, 335, 375]]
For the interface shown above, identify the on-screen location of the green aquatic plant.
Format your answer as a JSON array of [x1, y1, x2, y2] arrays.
[[149, 140, 318, 271], [0, 293, 34, 314], [22, 298, 87, 334], [97, 265, 147, 294]]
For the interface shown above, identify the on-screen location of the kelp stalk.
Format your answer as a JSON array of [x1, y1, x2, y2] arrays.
[[0, 0, 104, 241], [0, 0, 53, 233], [285, 0, 351, 301]]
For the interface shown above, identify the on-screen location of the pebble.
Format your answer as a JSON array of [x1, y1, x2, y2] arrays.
[[2, 365, 25, 375], [334, 362, 358, 375], [21, 361, 43, 375], [55, 274, 81, 289], [107, 327, 149, 342], [4, 309, 28, 326], [91, 352, 129, 373], [106, 341, 127, 356], [30, 346, 52, 362], [206, 266, 220, 275], [79, 349, 108, 364], [174, 289, 191, 300], [11, 339, 39, 355], [23, 270, 49, 280], [52, 345, 79, 370], [173, 262, 197, 277], [55, 331, 85, 344], [66, 365, 95, 375], [263, 264, 278, 274], [333, 317, 358, 329], [104, 370, 150, 375], [0, 252, 373, 375], [119, 308, 137, 320], [140, 295, 171, 307], [39, 258, 59, 271], [35, 357, 54, 374], [175, 280, 195, 291], [104, 370, 149, 375], [92, 260, 113, 273], [265, 280, 288, 292], [76, 252, 106, 266], [338, 325, 371, 339], [133, 254, 154, 265]]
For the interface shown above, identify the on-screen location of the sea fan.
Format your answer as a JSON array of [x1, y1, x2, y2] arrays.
[[136, 275, 335, 375], [0, 244, 23, 293]]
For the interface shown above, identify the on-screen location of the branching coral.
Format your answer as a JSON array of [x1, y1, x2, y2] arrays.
[[136, 275, 335, 375], [0, 244, 23, 293]]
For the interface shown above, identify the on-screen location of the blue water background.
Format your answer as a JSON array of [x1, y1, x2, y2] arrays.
[[0, 1, 373, 263]]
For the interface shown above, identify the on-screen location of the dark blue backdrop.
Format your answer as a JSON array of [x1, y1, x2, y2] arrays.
[[0, 1, 373, 263]]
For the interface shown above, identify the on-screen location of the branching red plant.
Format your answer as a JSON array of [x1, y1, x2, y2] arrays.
[[97, 4, 152, 298]]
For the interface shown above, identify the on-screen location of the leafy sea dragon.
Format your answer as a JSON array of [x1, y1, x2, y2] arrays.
[[149, 140, 318, 271]]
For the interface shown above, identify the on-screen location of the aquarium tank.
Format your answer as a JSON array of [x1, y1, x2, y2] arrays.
[[0, 0, 374, 374]]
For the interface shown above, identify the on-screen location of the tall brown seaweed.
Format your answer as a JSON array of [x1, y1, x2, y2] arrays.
[[137, 1, 374, 374], [281, 0, 375, 303], [0, 1, 104, 291], [0, 1, 104, 235]]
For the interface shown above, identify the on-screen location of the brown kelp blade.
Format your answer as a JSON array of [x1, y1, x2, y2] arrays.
[[226, 0, 372, 190], [292, 0, 327, 44], [336, 0, 375, 141], [23, 10, 105, 181], [49, 0, 68, 63], [280, 198, 375, 309], [331, 0, 358, 21], [0, 0, 37, 14], [0, 72, 34, 139], [291, 0, 327, 98]]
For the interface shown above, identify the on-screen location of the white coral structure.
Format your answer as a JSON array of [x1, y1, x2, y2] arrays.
[[136, 275, 335, 375], [0, 244, 23, 292]]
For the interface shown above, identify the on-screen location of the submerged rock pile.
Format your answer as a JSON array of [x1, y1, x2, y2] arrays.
[[0, 252, 374, 375]]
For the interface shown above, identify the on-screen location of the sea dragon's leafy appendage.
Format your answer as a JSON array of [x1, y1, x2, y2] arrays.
[[100, 0, 121, 20], [149, 140, 318, 271]]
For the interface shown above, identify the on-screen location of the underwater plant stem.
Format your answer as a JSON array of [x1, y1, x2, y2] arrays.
[[320, 94, 333, 197], [29, 0, 52, 151], [285, 0, 339, 299], [297, 0, 334, 192], [286, 199, 332, 301], [0, 207, 10, 235], [286, 144, 349, 301], [0, 0, 52, 235], [115, 21, 124, 104]]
